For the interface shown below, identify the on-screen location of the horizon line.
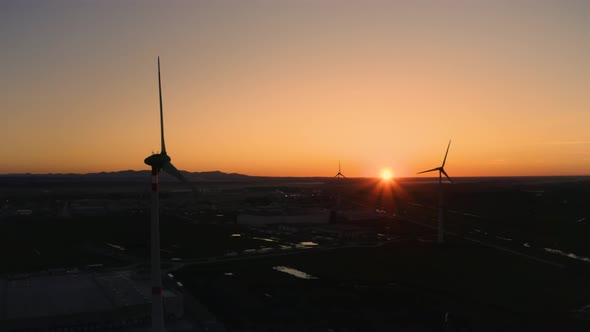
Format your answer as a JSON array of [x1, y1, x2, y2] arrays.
[[0, 170, 589, 179]]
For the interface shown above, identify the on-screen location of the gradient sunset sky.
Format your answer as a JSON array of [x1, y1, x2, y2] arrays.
[[1, 0, 589, 177]]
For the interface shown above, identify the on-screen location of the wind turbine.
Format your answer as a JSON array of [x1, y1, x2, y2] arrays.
[[332, 160, 347, 215], [334, 160, 346, 178], [417, 140, 452, 244], [144, 57, 189, 332]]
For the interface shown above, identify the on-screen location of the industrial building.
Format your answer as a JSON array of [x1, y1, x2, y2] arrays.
[[237, 208, 330, 225], [0, 271, 183, 331]]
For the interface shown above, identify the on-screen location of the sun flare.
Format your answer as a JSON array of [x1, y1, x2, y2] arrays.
[[381, 169, 393, 181]]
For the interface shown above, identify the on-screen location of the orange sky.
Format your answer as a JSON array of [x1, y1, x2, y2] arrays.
[[1, 1, 589, 177]]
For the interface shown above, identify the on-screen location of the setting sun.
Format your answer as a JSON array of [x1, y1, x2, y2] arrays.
[[381, 169, 393, 181]]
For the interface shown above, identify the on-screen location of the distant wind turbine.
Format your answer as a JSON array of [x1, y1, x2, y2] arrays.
[[417, 140, 452, 244], [332, 160, 348, 214], [334, 160, 346, 178], [144, 57, 191, 332]]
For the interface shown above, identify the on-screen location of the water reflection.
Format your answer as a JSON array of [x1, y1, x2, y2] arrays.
[[544, 248, 590, 262], [106, 242, 126, 251], [299, 241, 318, 246], [253, 237, 276, 242], [273, 266, 318, 279]]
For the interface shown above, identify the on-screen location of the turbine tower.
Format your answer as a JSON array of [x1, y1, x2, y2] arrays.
[[334, 160, 346, 178], [144, 57, 189, 332], [417, 140, 452, 244]]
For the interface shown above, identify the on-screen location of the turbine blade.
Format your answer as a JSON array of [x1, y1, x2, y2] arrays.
[[441, 139, 451, 167], [162, 162, 187, 184], [441, 168, 452, 183], [162, 162, 200, 196], [158, 57, 167, 155], [417, 167, 439, 174]]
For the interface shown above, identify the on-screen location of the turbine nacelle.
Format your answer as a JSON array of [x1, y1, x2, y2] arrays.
[[144, 153, 171, 170]]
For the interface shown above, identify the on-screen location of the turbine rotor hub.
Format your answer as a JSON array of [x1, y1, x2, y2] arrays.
[[144, 153, 171, 169]]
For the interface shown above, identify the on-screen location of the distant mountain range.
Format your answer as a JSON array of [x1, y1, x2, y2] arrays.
[[2, 172, 587, 186], [0, 170, 256, 183]]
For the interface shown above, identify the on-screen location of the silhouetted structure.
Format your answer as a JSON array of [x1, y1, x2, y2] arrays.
[[143, 57, 191, 332], [417, 140, 453, 244], [334, 160, 346, 179]]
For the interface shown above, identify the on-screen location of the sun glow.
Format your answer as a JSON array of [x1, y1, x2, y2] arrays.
[[381, 169, 393, 181]]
